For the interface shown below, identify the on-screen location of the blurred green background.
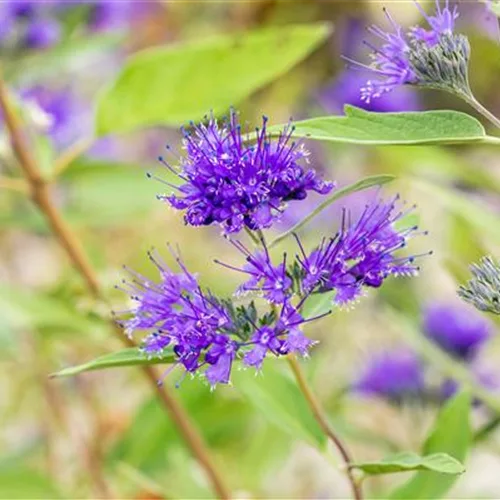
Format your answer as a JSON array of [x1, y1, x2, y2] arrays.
[[2, 1, 500, 498]]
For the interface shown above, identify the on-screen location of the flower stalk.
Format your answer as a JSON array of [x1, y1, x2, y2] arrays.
[[287, 355, 363, 500], [0, 75, 232, 500]]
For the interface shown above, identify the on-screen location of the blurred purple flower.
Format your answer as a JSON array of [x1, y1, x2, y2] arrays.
[[23, 17, 61, 48], [20, 86, 88, 149], [423, 301, 492, 360], [88, 0, 149, 31], [353, 348, 426, 402], [158, 110, 334, 234]]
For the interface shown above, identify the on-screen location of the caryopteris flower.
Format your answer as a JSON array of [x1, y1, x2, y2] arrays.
[[423, 302, 491, 360], [223, 196, 426, 308], [459, 256, 500, 315], [156, 110, 334, 234], [347, 0, 471, 102], [116, 249, 322, 388], [352, 349, 425, 403]]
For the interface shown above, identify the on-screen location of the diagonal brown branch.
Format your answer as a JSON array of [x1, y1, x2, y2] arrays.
[[0, 76, 231, 500]]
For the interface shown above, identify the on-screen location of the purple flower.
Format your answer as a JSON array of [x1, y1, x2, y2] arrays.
[[216, 240, 292, 304], [23, 17, 61, 48], [219, 195, 426, 309], [242, 299, 319, 370], [423, 302, 492, 360], [295, 196, 426, 307], [346, 1, 465, 102], [117, 248, 324, 388], [117, 249, 239, 388], [353, 348, 426, 402], [318, 69, 421, 114], [157, 110, 334, 234]]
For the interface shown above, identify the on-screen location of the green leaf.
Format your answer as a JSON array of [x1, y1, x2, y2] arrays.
[[232, 362, 326, 448], [0, 466, 62, 499], [268, 106, 499, 146], [300, 292, 335, 319], [0, 286, 102, 336], [96, 23, 330, 135], [390, 392, 471, 499], [269, 174, 395, 248], [412, 177, 500, 246], [60, 159, 168, 226], [353, 452, 465, 476], [51, 347, 176, 377]]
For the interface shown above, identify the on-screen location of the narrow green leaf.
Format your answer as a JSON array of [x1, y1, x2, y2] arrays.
[[300, 292, 335, 319], [269, 174, 394, 248], [353, 452, 465, 476], [232, 363, 326, 448], [51, 347, 176, 377], [412, 177, 500, 246], [96, 23, 330, 135], [390, 392, 471, 499], [268, 106, 498, 146]]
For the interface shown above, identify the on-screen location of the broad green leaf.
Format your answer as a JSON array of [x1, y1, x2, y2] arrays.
[[51, 347, 176, 377], [232, 362, 326, 448], [268, 106, 500, 146], [390, 392, 471, 499], [269, 174, 395, 248], [0, 466, 62, 499], [353, 452, 464, 476], [96, 23, 330, 135], [60, 159, 170, 226]]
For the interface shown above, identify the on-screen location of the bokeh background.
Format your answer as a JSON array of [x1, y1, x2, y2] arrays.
[[2, 1, 500, 498]]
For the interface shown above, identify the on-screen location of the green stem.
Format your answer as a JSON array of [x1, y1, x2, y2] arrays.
[[244, 226, 260, 246], [459, 91, 500, 131], [288, 356, 362, 500]]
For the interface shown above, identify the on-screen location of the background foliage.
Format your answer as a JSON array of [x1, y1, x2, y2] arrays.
[[2, 1, 500, 498]]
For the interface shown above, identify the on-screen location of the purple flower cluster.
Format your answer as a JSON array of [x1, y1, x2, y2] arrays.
[[347, 0, 462, 102], [222, 196, 424, 309], [158, 111, 334, 234], [117, 249, 319, 388]]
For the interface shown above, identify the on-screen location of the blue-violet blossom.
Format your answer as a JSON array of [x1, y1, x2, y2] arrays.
[[346, 0, 469, 102], [157, 111, 334, 234], [117, 249, 323, 388]]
